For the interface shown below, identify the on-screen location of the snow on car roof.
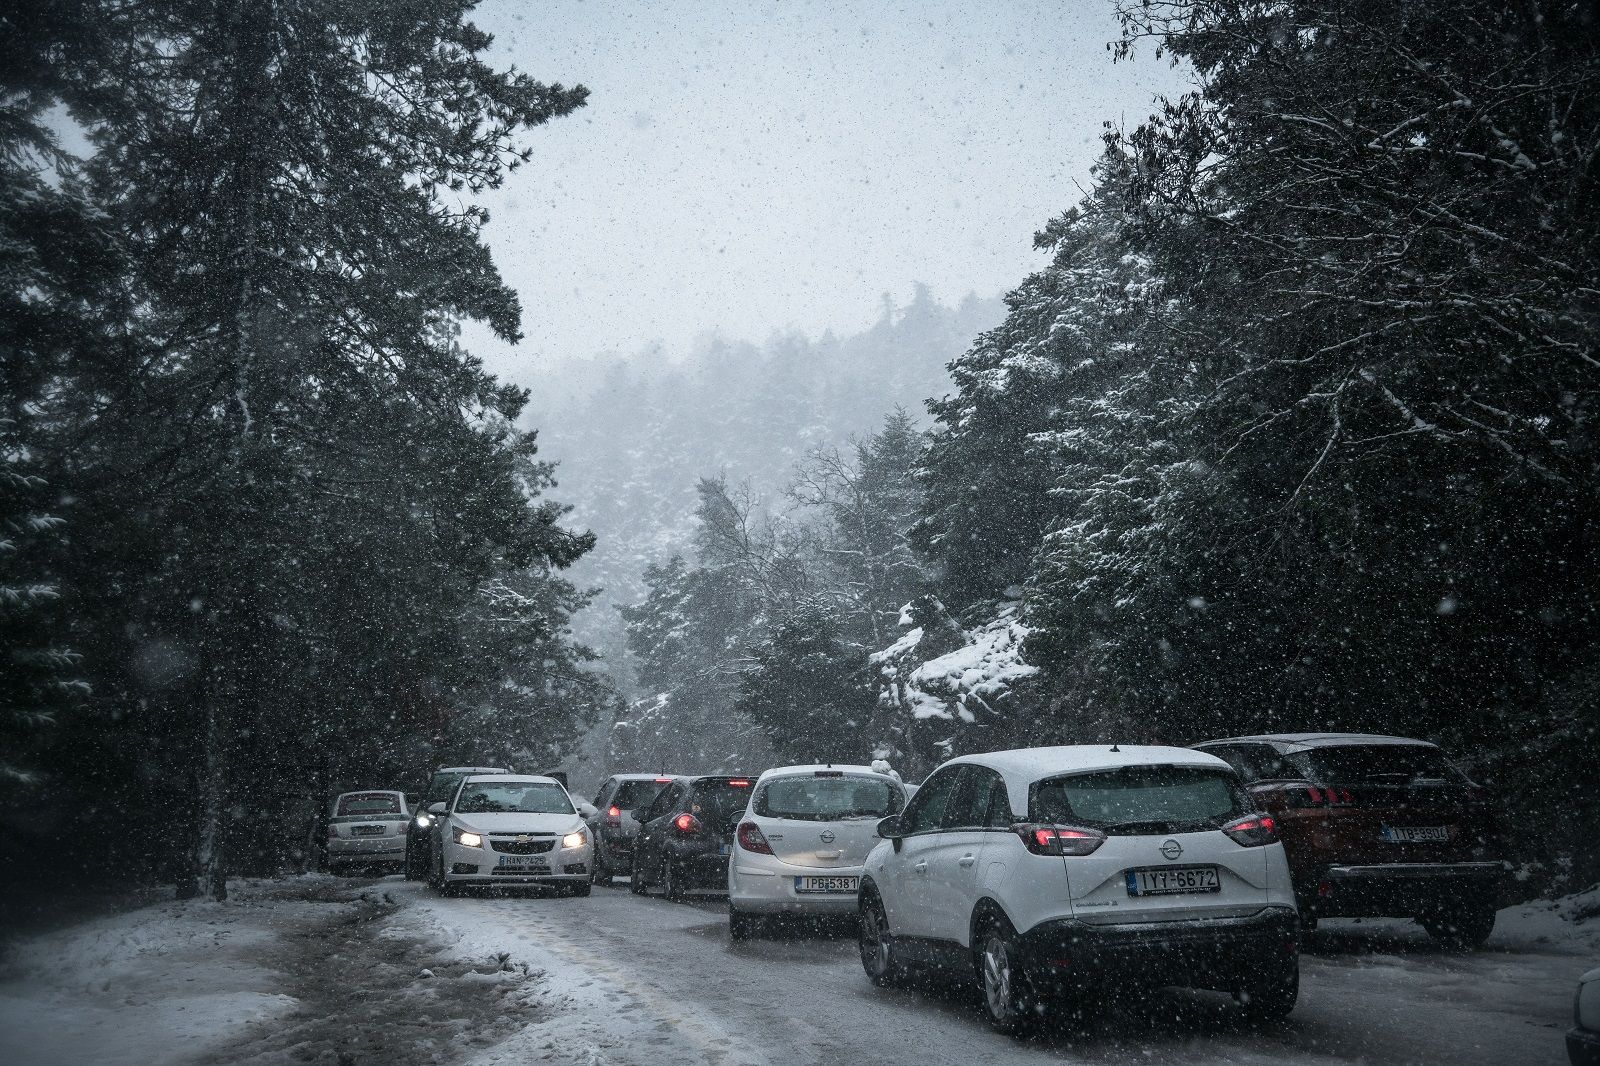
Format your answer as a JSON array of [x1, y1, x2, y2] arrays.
[[608, 772, 680, 781], [461, 774, 564, 786], [437, 766, 509, 773], [951, 745, 1231, 809], [1202, 733, 1438, 751], [754, 764, 897, 783]]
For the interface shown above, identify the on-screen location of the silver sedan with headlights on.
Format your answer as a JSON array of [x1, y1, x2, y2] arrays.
[[426, 774, 594, 897], [326, 790, 411, 873]]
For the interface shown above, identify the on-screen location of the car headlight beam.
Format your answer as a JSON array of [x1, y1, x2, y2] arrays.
[[562, 829, 588, 849], [454, 828, 483, 848]]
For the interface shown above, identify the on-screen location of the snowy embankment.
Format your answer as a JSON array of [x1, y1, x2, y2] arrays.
[[0, 879, 318, 1066]]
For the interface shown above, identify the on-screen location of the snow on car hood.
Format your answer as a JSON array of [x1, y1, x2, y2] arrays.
[[452, 812, 583, 835]]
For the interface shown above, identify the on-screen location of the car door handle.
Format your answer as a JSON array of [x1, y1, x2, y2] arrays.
[[957, 854, 977, 868], [913, 861, 928, 874]]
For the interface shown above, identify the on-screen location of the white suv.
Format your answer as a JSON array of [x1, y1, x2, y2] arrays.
[[727, 764, 909, 938], [857, 746, 1299, 1033]]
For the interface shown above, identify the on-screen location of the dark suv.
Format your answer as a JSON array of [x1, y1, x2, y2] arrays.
[[630, 775, 754, 899], [1194, 733, 1502, 946]]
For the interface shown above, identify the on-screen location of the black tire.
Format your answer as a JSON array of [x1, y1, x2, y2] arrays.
[[592, 848, 614, 888], [404, 839, 427, 881], [629, 863, 648, 895], [857, 892, 907, 988], [1236, 958, 1299, 1025], [975, 917, 1035, 1035], [729, 908, 760, 941], [1419, 905, 1496, 949], [662, 858, 683, 901]]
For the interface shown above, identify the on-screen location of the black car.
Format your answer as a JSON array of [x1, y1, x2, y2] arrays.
[[630, 775, 754, 899], [403, 765, 508, 880]]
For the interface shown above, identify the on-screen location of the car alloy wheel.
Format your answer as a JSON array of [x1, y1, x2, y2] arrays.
[[857, 894, 902, 987], [978, 921, 1032, 1035]]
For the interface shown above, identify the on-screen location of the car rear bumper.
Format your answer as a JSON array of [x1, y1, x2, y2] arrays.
[[598, 830, 636, 871], [1311, 862, 1501, 917], [665, 845, 733, 889], [1570, 1026, 1600, 1066], [729, 857, 863, 914], [328, 839, 406, 859], [1018, 907, 1299, 993]]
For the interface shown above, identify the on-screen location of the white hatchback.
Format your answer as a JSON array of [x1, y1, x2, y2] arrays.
[[857, 746, 1300, 1033], [326, 790, 411, 871], [426, 774, 594, 897], [727, 764, 909, 938]]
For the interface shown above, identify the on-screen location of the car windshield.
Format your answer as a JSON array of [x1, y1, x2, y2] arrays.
[[1031, 765, 1249, 833], [754, 775, 901, 821], [689, 781, 754, 829], [454, 782, 573, 815], [614, 780, 667, 809], [1286, 745, 1466, 785], [337, 793, 402, 816]]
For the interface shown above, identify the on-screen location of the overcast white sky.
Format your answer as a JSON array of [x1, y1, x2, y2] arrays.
[[463, 0, 1188, 383]]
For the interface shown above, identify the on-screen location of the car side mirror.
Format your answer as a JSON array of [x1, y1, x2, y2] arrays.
[[877, 815, 904, 840], [576, 801, 598, 821], [427, 802, 447, 816]]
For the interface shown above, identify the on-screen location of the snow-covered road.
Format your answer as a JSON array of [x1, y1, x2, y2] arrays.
[[397, 878, 1588, 1066], [2, 874, 1588, 1065]]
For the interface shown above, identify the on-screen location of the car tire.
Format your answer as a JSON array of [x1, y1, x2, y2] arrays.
[[629, 865, 648, 895], [404, 840, 427, 881], [593, 849, 613, 888], [729, 908, 761, 941], [1420, 904, 1496, 949], [662, 858, 684, 901], [857, 892, 907, 988], [1236, 957, 1299, 1025], [976, 917, 1035, 1035]]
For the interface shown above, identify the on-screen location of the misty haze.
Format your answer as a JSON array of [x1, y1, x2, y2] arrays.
[[1, 3, 1596, 1066]]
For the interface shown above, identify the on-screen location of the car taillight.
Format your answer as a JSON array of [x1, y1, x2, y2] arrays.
[[728, 779, 751, 787], [673, 813, 701, 834], [1013, 823, 1105, 856], [605, 805, 621, 827], [1289, 784, 1355, 808], [1222, 813, 1278, 847], [737, 821, 773, 854]]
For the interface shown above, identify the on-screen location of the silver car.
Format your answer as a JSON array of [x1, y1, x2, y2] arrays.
[[326, 790, 410, 872]]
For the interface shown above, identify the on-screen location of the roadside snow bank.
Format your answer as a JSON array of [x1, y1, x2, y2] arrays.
[[1494, 883, 1600, 955], [0, 876, 344, 1066]]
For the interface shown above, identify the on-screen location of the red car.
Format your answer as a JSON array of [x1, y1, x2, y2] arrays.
[[1194, 733, 1502, 947]]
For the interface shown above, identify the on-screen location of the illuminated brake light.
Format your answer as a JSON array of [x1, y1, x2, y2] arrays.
[[737, 821, 773, 854], [1013, 823, 1105, 856], [673, 813, 701, 834], [605, 805, 621, 827], [728, 779, 751, 787], [654, 777, 673, 783], [1222, 813, 1278, 847]]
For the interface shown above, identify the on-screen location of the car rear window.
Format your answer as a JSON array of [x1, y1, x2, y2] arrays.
[[337, 793, 402, 816], [614, 780, 667, 809], [426, 772, 469, 804], [455, 782, 573, 815], [689, 781, 754, 829], [1286, 745, 1466, 786], [1030, 765, 1249, 834], [754, 775, 902, 821]]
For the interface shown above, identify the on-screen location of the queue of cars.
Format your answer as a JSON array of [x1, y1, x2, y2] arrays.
[[372, 730, 1509, 1037]]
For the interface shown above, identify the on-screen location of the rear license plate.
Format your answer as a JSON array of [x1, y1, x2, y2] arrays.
[[1381, 825, 1450, 843], [1126, 866, 1220, 896], [351, 825, 384, 836], [794, 875, 858, 894], [496, 855, 548, 870]]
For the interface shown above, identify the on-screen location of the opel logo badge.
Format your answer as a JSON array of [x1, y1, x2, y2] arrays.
[[819, 830, 836, 844], [1160, 839, 1183, 861]]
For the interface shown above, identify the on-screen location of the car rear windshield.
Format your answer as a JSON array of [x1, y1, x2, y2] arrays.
[[1031, 765, 1249, 834], [426, 772, 470, 804], [754, 775, 902, 821], [614, 780, 667, 809], [455, 782, 573, 815], [689, 781, 754, 829], [1286, 745, 1467, 786], [337, 793, 402, 816]]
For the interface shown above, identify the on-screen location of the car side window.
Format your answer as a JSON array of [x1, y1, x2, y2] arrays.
[[947, 765, 1006, 830], [982, 774, 1015, 828], [642, 783, 679, 822], [900, 766, 963, 835]]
